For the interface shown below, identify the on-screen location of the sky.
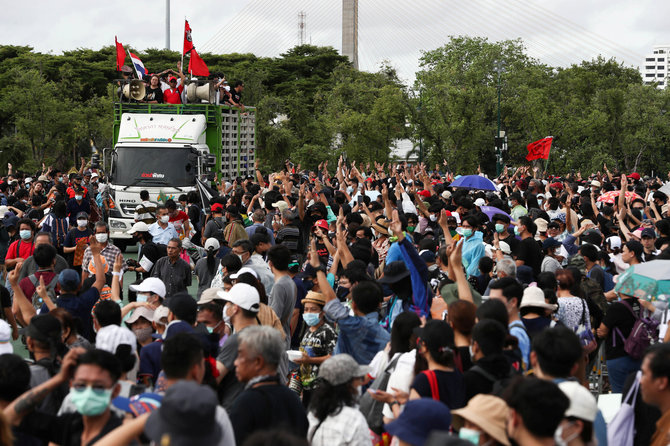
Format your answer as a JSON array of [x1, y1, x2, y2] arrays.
[[2, 0, 668, 83]]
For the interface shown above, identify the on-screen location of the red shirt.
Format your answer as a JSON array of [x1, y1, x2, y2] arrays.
[[66, 185, 89, 199], [163, 85, 183, 104], [169, 210, 189, 235], [5, 240, 35, 262]]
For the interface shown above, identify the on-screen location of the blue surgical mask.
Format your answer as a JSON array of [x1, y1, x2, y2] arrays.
[[514, 226, 521, 236], [302, 312, 321, 327], [508, 201, 513, 208], [495, 223, 505, 233], [69, 386, 112, 416], [458, 427, 481, 444], [75, 195, 83, 201], [462, 228, 473, 238], [19, 230, 31, 240], [136, 294, 148, 303]]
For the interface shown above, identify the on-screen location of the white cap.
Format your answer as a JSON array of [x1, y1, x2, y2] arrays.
[[230, 267, 258, 280], [520, 286, 557, 311], [535, 218, 548, 233], [441, 191, 452, 200], [218, 283, 259, 312], [606, 235, 622, 250], [127, 221, 150, 234], [498, 241, 511, 255], [198, 288, 226, 305], [125, 306, 155, 325], [95, 325, 137, 354], [153, 305, 170, 323], [91, 172, 99, 178], [130, 277, 166, 298], [272, 201, 288, 212], [0, 320, 13, 355], [474, 198, 486, 207], [24, 177, 33, 183], [558, 381, 598, 422], [590, 180, 601, 188], [204, 238, 220, 251]]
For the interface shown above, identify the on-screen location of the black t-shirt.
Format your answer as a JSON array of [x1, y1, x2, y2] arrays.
[[596, 214, 616, 238], [0, 285, 10, 309], [138, 241, 167, 278], [411, 369, 466, 410], [603, 298, 640, 359], [17, 409, 123, 446], [230, 87, 242, 104], [500, 232, 519, 253], [513, 237, 543, 279], [144, 86, 163, 103]]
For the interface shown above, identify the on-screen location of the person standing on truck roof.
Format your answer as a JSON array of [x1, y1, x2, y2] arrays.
[[227, 80, 245, 113], [161, 62, 186, 105], [148, 205, 179, 246], [142, 74, 163, 104], [134, 190, 157, 224]]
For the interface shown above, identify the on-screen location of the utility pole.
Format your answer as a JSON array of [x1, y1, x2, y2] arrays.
[[417, 87, 423, 163], [165, 0, 170, 50], [494, 60, 506, 176], [299, 12, 306, 45]]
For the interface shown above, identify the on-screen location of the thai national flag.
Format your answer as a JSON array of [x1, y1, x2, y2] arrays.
[[129, 53, 147, 79]]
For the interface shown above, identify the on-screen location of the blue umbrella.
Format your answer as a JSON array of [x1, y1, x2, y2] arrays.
[[449, 175, 497, 191], [480, 206, 511, 221], [614, 260, 670, 302]]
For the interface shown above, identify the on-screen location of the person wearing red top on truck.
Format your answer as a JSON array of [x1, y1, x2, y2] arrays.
[[162, 62, 186, 105], [5, 218, 36, 271]]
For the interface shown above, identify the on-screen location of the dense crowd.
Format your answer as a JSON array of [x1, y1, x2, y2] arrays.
[[0, 157, 669, 446]]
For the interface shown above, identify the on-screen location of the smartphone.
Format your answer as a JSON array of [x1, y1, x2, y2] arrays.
[[357, 195, 363, 204]]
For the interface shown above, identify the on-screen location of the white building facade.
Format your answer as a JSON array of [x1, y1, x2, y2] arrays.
[[643, 45, 670, 89]]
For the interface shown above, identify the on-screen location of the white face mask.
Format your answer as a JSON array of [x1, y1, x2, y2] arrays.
[[429, 214, 437, 222], [77, 219, 88, 228], [222, 303, 232, 326], [554, 423, 579, 446], [95, 233, 108, 243], [160, 215, 170, 224]]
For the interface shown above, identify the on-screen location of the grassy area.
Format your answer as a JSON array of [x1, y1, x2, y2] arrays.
[[10, 245, 200, 359]]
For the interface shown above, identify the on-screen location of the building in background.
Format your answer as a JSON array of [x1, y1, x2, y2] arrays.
[[642, 45, 670, 89], [342, 0, 358, 70]]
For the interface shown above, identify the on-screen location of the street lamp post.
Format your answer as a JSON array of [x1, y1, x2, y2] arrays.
[[417, 87, 423, 164], [494, 60, 505, 176]]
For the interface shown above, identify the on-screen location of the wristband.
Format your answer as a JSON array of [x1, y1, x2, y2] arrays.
[[112, 271, 122, 277], [390, 400, 399, 407]]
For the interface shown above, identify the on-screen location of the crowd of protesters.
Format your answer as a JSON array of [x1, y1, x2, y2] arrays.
[[0, 156, 669, 445]]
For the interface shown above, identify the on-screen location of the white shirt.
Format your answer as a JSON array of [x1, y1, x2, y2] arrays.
[[308, 406, 371, 446]]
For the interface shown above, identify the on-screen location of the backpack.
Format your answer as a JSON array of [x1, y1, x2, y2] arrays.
[[581, 277, 608, 314], [468, 363, 518, 396], [211, 218, 226, 243], [359, 355, 401, 435], [28, 274, 58, 310], [51, 216, 68, 249], [614, 300, 659, 360]]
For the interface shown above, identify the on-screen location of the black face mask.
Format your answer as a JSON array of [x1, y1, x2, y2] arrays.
[[302, 279, 314, 291], [632, 208, 644, 220], [336, 286, 350, 300]]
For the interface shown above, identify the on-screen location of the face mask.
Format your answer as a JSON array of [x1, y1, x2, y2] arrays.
[[136, 293, 149, 303], [237, 254, 245, 263], [458, 427, 480, 444], [495, 223, 505, 233], [302, 279, 314, 291], [462, 228, 473, 238], [508, 201, 513, 208], [59, 177, 64, 183], [133, 327, 153, 343], [77, 219, 88, 228], [406, 225, 416, 233], [429, 214, 437, 222], [514, 226, 521, 236], [302, 312, 321, 327], [538, 199, 544, 206], [75, 195, 83, 201], [468, 344, 474, 358], [222, 303, 232, 325], [554, 424, 579, 446], [95, 233, 108, 243], [19, 230, 32, 240], [160, 215, 170, 224], [69, 386, 112, 416], [346, 186, 354, 194], [336, 286, 350, 300]]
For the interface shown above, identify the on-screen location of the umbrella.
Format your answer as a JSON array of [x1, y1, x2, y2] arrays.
[[597, 190, 643, 204], [449, 175, 497, 191], [614, 260, 670, 301], [479, 206, 512, 222]]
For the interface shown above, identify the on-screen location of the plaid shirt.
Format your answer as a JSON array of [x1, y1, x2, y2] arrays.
[[82, 243, 123, 275]]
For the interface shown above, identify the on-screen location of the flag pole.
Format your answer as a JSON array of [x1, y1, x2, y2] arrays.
[[543, 136, 553, 175], [127, 48, 140, 79]]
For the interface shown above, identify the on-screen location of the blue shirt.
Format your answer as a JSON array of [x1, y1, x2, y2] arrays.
[[461, 231, 486, 278], [43, 288, 100, 341], [324, 299, 390, 365], [245, 223, 275, 245], [148, 222, 179, 246], [509, 320, 530, 371]]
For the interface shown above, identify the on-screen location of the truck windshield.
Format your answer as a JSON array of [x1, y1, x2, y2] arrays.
[[112, 147, 196, 187]]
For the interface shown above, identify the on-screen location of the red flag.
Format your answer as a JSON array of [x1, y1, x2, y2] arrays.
[[526, 137, 553, 161], [183, 20, 194, 55], [188, 49, 210, 76], [115, 36, 126, 71]]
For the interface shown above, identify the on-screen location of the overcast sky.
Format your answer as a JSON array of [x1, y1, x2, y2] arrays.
[[2, 0, 668, 83]]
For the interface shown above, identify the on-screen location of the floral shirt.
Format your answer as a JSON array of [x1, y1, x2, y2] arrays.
[[299, 322, 337, 388]]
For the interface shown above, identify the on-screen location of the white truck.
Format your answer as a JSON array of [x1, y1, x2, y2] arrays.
[[106, 103, 256, 250]]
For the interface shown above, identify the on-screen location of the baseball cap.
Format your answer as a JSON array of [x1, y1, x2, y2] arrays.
[[76, 211, 89, 220], [627, 172, 641, 181], [313, 219, 329, 231], [498, 241, 511, 255], [168, 76, 177, 82], [91, 172, 99, 179], [419, 249, 436, 264], [197, 288, 226, 305], [558, 381, 598, 422], [606, 235, 622, 249], [385, 399, 452, 446], [24, 177, 33, 184], [272, 201, 288, 212], [542, 237, 562, 250], [204, 238, 220, 251], [417, 190, 431, 198], [96, 325, 137, 354], [441, 191, 452, 200], [153, 306, 170, 324], [534, 218, 548, 233], [318, 354, 370, 386], [452, 395, 510, 446], [125, 306, 155, 325], [474, 198, 486, 207], [0, 320, 13, 355], [590, 180, 601, 188], [58, 269, 80, 291], [218, 283, 259, 312], [145, 381, 222, 446], [127, 221, 150, 234], [641, 228, 657, 239], [230, 267, 258, 280], [21, 314, 61, 343], [130, 278, 166, 299], [210, 203, 224, 213]]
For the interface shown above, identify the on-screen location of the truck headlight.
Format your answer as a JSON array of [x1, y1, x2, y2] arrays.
[[110, 220, 127, 229]]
